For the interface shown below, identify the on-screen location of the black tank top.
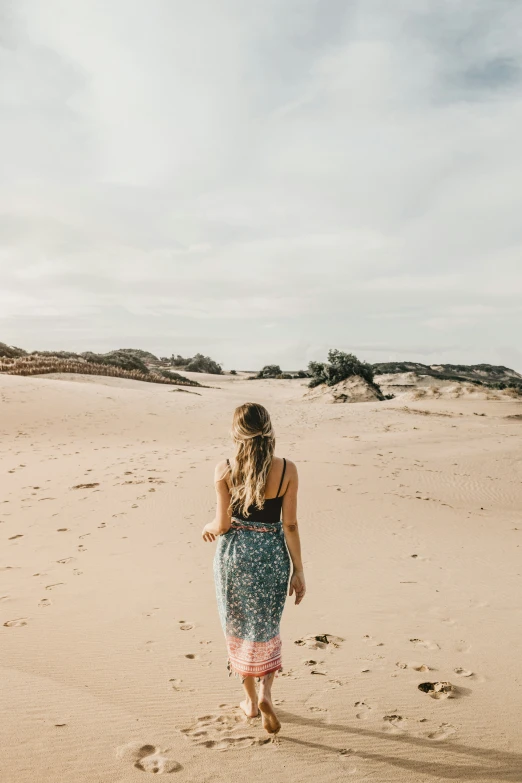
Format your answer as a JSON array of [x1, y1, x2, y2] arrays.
[[228, 457, 287, 523]]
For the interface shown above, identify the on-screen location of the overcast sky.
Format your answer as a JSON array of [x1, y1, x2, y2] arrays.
[[1, 0, 521, 371]]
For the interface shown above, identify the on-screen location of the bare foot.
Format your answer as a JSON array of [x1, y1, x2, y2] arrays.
[[240, 699, 259, 718], [259, 698, 281, 734]]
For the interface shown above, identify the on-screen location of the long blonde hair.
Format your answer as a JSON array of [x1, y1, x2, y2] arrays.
[[228, 402, 275, 518]]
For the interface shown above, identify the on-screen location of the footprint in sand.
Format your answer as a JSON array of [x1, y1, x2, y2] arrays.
[[3, 618, 28, 627], [45, 583, 65, 590], [169, 677, 193, 692], [427, 723, 457, 740], [418, 681, 455, 700], [338, 751, 357, 774], [181, 706, 269, 750], [71, 483, 100, 490], [410, 638, 440, 651], [354, 701, 372, 720], [454, 667, 474, 678], [329, 677, 349, 687], [294, 634, 344, 650], [179, 621, 194, 631], [8, 534, 23, 540], [38, 598, 51, 607], [361, 632, 384, 646], [57, 557, 75, 564], [383, 715, 407, 732], [116, 742, 181, 773], [396, 661, 432, 672]]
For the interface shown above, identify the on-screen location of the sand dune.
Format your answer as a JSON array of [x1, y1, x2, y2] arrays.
[[1, 372, 522, 782], [377, 371, 520, 402], [303, 375, 384, 403]]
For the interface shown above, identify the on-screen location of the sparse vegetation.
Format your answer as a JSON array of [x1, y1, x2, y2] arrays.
[[256, 364, 283, 379], [167, 353, 223, 374], [373, 361, 522, 392], [248, 365, 309, 379], [0, 355, 201, 387], [3, 340, 520, 397], [30, 350, 82, 360], [80, 350, 150, 374], [157, 368, 195, 383]]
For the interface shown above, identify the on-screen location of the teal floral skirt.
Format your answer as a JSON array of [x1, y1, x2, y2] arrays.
[[213, 517, 291, 679]]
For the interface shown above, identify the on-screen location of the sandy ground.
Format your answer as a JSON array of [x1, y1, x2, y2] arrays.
[[1, 371, 522, 783]]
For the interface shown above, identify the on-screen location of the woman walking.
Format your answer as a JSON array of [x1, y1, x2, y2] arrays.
[[202, 402, 305, 735]]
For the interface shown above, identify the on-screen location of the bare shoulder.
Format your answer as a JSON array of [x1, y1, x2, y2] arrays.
[[214, 459, 230, 483], [285, 458, 298, 479], [276, 456, 297, 479]]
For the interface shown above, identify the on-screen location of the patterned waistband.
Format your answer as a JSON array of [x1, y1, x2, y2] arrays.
[[230, 517, 281, 533]]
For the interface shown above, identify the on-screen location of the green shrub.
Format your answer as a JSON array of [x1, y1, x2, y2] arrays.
[[0, 342, 27, 358], [256, 364, 282, 379], [184, 353, 223, 374], [308, 349, 376, 388], [30, 350, 81, 359], [169, 354, 190, 367], [80, 351, 150, 374], [157, 368, 192, 382]]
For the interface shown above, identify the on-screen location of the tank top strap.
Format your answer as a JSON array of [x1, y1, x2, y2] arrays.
[[276, 458, 287, 498]]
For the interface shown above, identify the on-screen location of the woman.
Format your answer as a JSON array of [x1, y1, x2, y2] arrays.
[[202, 402, 305, 735]]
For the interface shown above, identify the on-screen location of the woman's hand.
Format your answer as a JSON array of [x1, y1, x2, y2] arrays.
[[202, 523, 216, 542], [289, 569, 306, 605]]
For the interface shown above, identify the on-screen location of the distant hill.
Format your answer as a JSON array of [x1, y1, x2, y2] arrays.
[[0, 342, 202, 387], [302, 355, 522, 404], [372, 362, 522, 388]]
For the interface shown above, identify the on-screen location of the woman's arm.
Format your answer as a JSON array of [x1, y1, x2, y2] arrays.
[[281, 460, 306, 604], [202, 461, 232, 541]]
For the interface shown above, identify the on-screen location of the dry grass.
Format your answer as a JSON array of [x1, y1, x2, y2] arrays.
[[0, 356, 202, 387]]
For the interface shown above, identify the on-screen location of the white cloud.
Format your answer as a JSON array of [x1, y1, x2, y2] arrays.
[[1, 0, 521, 370]]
